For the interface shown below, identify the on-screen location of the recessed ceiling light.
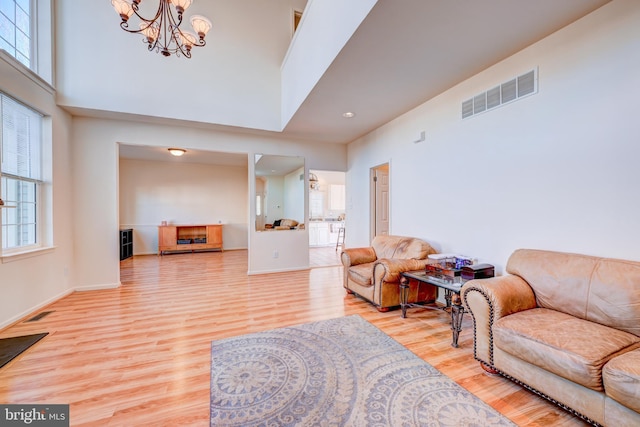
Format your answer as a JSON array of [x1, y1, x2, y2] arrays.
[[342, 112, 355, 118], [168, 148, 186, 156]]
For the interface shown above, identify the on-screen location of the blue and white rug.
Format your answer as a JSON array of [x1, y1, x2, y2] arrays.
[[210, 314, 515, 426]]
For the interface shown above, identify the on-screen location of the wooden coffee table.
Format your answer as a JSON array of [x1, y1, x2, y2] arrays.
[[399, 270, 467, 348]]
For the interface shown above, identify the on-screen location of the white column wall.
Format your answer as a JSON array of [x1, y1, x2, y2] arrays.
[[346, 0, 640, 273], [71, 117, 346, 287], [248, 156, 309, 274]]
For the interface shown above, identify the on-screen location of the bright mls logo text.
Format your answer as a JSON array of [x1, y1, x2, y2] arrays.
[[1, 405, 69, 426]]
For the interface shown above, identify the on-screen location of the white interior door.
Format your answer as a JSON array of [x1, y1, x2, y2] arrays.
[[372, 164, 389, 237]]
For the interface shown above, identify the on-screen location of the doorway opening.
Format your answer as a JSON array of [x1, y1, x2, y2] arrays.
[[308, 170, 345, 267]]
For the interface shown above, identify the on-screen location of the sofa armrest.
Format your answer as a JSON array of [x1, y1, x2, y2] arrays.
[[461, 275, 537, 367], [341, 247, 377, 268], [373, 258, 427, 283]]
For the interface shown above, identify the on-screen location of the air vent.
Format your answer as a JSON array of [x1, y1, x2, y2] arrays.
[[462, 69, 537, 119], [26, 311, 54, 322]]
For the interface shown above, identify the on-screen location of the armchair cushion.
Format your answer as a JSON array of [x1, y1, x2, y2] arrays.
[[372, 236, 432, 260], [348, 263, 374, 287]]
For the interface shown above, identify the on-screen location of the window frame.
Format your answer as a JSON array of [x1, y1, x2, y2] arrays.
[[0, 91, 44, 255], [0, 0, 35, 70], [1, 175, 41, 254], [0, 0, 53, 85]]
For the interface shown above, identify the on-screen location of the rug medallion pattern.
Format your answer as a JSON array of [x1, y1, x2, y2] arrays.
[[210, 315, 515, 426]]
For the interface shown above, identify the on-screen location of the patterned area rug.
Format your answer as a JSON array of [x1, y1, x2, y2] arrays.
[[210, 315, 515, 426]]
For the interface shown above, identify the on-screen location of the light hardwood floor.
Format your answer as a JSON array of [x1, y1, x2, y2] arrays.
[[0, 249, 589, 426]]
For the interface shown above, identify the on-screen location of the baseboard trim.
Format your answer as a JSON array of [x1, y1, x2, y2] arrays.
[[247, 265, 309, 275], [0, 288, 73, 331], [74, 282, 121, 292]]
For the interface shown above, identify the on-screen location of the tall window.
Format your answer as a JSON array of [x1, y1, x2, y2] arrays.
[[0, 0, 31, 68], [1, 93, 42, 251]]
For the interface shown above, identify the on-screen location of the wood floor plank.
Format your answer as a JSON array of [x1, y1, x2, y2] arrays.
[[0, 249, 590, 426]]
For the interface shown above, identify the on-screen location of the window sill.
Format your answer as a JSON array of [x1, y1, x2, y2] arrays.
[[0, 50, 55, 95], [1, 246, 56, 263]]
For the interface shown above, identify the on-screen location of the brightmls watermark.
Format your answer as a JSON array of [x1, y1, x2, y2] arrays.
[[0, 405, 69, 426]]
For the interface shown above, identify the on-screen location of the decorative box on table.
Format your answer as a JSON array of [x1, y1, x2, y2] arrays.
[[461, 263, 495, 280], [425, 254, 473, 283]]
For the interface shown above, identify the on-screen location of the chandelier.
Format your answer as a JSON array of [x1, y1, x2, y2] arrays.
[[111, 0, 212, 58]]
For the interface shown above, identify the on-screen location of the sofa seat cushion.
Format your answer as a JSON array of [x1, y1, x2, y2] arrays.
[[494, 308, 640, 391], [603, 348, 640, 412], [348, 263, 374, 287]]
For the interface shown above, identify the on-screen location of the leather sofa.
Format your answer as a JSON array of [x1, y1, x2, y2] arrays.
[[341, 235, 437, 311], [264, 219, 301, 230], [462, 249, 640, 426]]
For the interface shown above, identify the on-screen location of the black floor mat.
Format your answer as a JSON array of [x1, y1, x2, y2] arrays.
[[0, 332, 48, 369]]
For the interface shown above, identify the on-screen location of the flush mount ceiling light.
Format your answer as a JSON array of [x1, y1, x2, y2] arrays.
[[111, 0, 212, 58], [342, 112, 355, 118], [168, 148, 186, 156]]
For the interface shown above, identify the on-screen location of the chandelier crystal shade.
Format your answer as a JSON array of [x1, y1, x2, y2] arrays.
[[111, 0, 212, 58]]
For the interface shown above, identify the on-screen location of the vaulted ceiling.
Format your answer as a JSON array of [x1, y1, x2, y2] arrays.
[[281, 0, 611, 144], [113, 0, 611, 164]]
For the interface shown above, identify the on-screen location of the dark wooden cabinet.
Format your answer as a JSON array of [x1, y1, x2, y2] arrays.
[[120, 228, 133, 260]]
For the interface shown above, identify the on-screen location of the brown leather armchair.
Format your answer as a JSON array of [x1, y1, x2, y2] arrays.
[[341, 235, 437, 311]]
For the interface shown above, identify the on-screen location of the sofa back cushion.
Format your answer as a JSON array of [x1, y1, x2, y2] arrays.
[[280, 219, 298, 228], [506, 249, 640, 337], [590, 258, 640, 337], [371, 235, 433, 260]]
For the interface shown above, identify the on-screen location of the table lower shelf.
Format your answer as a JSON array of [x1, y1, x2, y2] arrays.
[[400, 271, 467, 348]]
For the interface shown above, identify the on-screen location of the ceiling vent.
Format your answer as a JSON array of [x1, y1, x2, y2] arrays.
[[462, 69, 537, 119]]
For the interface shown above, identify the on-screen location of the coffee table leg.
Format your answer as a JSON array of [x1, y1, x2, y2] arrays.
[[450, 293, 464, 348], [400, 276, 409, 318], [444, 289, 452, 308]]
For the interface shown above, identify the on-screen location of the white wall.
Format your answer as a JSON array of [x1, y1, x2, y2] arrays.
[[119, 159, 249, 254], [346, 0, 640, 273], [283, 166, 305, 223], [0, 54, 76, 328], [265, 176, 285, 224], [55, 0, 302, 132], [281, 0, 378, 126]]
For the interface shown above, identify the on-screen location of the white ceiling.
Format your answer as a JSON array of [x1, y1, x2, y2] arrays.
[[282, 0, 611, 144], [117, 0, 610, 164], [118, 144, 248, 166]]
